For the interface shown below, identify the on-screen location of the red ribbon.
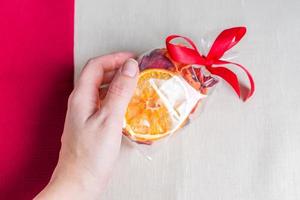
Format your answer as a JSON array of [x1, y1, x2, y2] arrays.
[[166, 27, 255, 101]]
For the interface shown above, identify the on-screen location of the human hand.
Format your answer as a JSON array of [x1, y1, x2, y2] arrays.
[[35, 52, 139, 199]]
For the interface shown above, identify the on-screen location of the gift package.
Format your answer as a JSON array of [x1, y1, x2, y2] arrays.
[[108, 27, 254, 157]]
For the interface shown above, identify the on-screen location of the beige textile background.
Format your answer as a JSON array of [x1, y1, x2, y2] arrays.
[[75, 0, 300, 199]]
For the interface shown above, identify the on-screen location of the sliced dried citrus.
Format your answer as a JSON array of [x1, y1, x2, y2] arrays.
[[124, 69, 189, 143]]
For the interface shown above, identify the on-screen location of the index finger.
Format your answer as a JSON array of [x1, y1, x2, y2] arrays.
[[76, 52, 135, 89], [71, 52, 135, 119]]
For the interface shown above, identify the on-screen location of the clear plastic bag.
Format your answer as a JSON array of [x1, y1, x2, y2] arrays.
[[122, 48, 218, 157], [101, 27, 254, 159]]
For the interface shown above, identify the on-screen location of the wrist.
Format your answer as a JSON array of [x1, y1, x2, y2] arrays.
[[35, 159, 107, 200]]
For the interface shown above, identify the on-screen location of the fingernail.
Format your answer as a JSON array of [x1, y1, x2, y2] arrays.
[[121, 58, 138, 77]]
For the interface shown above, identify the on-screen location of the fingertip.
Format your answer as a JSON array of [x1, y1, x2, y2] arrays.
[[111, 52, 137, 63], [120, 58, 139, 78], [118, 51, 136, 57]]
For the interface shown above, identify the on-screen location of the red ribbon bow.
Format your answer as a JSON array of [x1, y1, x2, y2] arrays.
[[166, 27, 255, 101]]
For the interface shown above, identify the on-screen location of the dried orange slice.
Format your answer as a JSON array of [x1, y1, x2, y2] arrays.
[[124, 69, 182, 143]]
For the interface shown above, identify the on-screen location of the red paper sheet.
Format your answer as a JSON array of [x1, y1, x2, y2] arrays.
[[0, 1, 74, 199]]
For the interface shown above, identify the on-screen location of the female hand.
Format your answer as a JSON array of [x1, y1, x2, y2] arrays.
[[35, 52, 139, 199]]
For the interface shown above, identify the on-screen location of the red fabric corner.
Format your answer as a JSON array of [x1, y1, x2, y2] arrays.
[[0, 1, 74, 199]]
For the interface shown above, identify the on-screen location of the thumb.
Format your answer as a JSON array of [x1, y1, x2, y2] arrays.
[[100, 58, 139, 122]]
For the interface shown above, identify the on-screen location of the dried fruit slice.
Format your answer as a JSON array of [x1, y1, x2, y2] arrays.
[[124, 69, 186, 143], [138, 49, 174, 71]]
